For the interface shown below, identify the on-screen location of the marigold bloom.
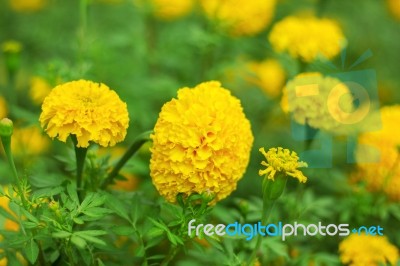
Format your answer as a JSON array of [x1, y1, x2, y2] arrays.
[[339, 234, 399, 266], [269, 16, 345, 62], [259, 147, 307, 183], [353, 106, 400, 201], [30, 76, 52, 105], [11, 125, 49, 157], [200, 0, 276, 36], [39, 80, 129, 148], [150, 81, 253, 204], [9, 0, 47, 12], [246, 59, 286, 98], [0, 97, 7, 118], [281, 73, 354, 133]]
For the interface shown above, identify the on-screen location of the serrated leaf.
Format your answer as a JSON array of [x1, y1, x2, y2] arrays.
[[24, 239, 39, 264], [67, 183, 79, 204], [105, 194, 130, 221]]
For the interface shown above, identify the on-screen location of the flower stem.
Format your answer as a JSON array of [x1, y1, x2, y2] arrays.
[[247, 197, 276, 265], [161, 245, 180, 266], [72, 137, 88, 201], [101, 130, 152, 189]]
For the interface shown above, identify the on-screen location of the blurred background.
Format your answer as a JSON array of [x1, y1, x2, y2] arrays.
[[1, 0, 400, 265]]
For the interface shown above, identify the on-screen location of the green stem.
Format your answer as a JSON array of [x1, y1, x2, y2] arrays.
[[1, 135, 28, 207], [72, 137, 88, 202], [248, 198, 276, 265], [101, 131, 152, 189], [161, 245, 180, 266]]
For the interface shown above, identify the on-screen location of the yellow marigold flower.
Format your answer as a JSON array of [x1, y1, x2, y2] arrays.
[[9, 0, 47, 12], [353, 106, 400, 201], [388, 0, 400, 20], [280, 72, 355, 133], [269, 16, 345, 62], [339, 234, 399, 266], [200, 0, 276, 36], [30, 76, 52, 105], [39, 80, 129, 148], [1, 40, 22, 54], [11, 125, 49, 157], [246, 59, 286, 98], [150, 81, 254, 204], [259, 147, 307, 183], [0, 97, 7, 118]]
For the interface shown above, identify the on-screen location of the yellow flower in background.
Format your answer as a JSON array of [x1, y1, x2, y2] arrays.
[[1, 40, 22, 54], [354, 106, 400, 201], [259, 147, 307, 183], [39, 80, 129, 148], [30, 76, 52, 105], [0, 97, 7, 118], [9, 0, 47, 12], [200, 0, 276, 36], [269, 16, 345, 62], [388, 0, 400, 20], [111, 174, 140, 191], [0, 186, 20, 232], [246, 59, 286, 98], [339, 234, 399, 266], [11, 125, 50, 157], [135, 0, 194, 20], [280, 72, 355, 133], [150, 81, 254, 204]]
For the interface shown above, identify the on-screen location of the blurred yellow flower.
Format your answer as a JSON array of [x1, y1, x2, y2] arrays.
[[111, 174, 140, 191], [354, 106, 400, 201], [269, 16, 345, 62], [136, 0, 194, 20], [1, 40, 22, 54], [259, 147, 307, 183], [246, 59, 286, 98], [11, 125, 50, 157], [339, 234, 399, 266], [30, 76, 52, 105], [281, 73, 355, 133], [150, 81, 253, 204], [200, 0, 276, 36], [9, 0, 47, 12], [388, 0, 400, 20], [39, 80, 129, 148], [0, 186, 19, 232], [0, 97, 7, 118]]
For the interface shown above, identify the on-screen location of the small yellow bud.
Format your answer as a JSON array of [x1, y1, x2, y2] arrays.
[[0, 118, 14, 137]]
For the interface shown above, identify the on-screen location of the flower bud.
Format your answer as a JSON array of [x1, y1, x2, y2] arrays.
[[0, 118, 14, 138]]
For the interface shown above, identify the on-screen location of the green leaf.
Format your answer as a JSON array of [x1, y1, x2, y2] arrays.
[[105, 193, 130, 221], [0, 206, 18, 223], [110, 226, 136, 236], [74, 231, 106, 246], [71, 235, 87, 249], [67, 183, 79, 204], [32, 186, 64, 198], [52, 231, 72, 238], [81, 207, 113, 217], [19, 208, 39, 224], [24, 239, 39, 264]]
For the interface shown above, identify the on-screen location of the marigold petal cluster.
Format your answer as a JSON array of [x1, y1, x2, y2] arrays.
[[281, 72, 355, 133], [246, 59, 286, 98], [39, 80, 129, 148], [200, 0, 276, 36], [269, 16, 345, 62], [353, 106, 400, 201], [339, 234, 399, 266], [259, 147, 307, 183], [150, 81, 254, 204]]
